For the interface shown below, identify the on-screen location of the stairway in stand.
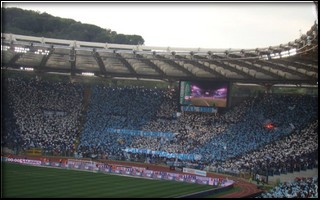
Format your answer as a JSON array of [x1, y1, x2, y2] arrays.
[[73, 85, 92, 151]]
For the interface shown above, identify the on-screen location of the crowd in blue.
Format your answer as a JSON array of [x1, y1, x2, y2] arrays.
[[2, 77, 318, 198]]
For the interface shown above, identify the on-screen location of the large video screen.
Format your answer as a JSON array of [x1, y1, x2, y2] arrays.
[[179, 80, 229, 108]]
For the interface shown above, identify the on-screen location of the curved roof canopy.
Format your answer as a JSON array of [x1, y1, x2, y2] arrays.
[[1, 22, 318, 85]]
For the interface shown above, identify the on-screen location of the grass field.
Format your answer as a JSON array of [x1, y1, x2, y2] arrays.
[[2, 162, 215, 198], [204, 186, 242, 198], [190, 98, 227, 107]]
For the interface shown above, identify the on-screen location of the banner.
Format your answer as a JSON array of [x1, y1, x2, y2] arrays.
[[6, 158, 41, 166], [181, 106, 217, 113], [183, 167, 207, 177], [123, 148, 202, 161], [105, 128, 174, 138]]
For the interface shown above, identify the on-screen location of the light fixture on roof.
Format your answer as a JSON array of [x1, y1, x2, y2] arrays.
[[1, 45, 10, 51], [19, 67, 34, 71], [82, 72, 94, 76], [25, 67, 34, 71], [14, 46, 30, 53], [34, 49, 50, 55], [288, 48, 297, 56], [280, 51, 289, 58]]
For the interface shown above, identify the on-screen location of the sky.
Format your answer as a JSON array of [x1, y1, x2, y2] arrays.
[[2, 1, 317, 49]]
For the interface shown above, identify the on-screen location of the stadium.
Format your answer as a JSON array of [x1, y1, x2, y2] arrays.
[[1, 3, 318, 198]]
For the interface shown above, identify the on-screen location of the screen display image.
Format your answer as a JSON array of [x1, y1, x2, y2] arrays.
[[180, 81, 229, 108]]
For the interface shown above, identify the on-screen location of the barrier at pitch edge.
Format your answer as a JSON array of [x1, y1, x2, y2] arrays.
[[65, 159, 233, 186]]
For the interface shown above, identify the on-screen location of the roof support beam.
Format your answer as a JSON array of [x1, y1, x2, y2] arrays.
[[155, 54, 196, 78], [135, 54, 166, 78], [246, 53, 314, 79], [273, 59, 318, 74], [92, 50, 108, 77], [8, 53, 23, 66], [264, 60, 316, 79], [278, 59, 318, 72], [194, 55, 255, 79], [175, 55, 226, 79], [37, 48, 55, 72], [69, 47, 76, 76], [116, 53, 138, 76], [227, 54, 285, 79]]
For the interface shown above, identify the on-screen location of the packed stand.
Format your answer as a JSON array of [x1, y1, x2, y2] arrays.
[[208, 120, 318, 175], [190, 94, 318, 162], [257, 177, 318, 198], [3, 77, 83, 154], [78, 85, 174, 159]]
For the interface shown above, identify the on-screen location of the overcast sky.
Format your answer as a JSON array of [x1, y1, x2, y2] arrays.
[[2, 1, 317, 49]]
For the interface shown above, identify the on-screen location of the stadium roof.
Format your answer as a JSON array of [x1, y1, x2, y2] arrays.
[[1, 22, 318, 85]]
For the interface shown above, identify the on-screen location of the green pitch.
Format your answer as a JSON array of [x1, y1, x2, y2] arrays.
[[2, 162, 214, 198]]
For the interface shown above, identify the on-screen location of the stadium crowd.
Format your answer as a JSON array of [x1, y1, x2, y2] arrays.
[[3, 77, 83, 154], [257, 177, 318, 198], [208, 120, 318, 175], [2, 77, 318, 181]]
